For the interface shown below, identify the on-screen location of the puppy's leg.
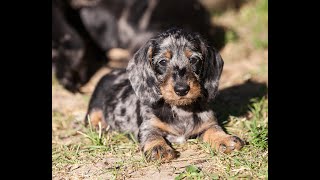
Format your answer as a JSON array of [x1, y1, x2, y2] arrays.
[[202, 125, 244, 153], [139, 119, 178, 162], [143, 136, 177, 162], [85, 109, 108, 130]]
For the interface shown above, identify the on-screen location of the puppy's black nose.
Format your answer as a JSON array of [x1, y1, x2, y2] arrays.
[[174, 84, 190, 96]]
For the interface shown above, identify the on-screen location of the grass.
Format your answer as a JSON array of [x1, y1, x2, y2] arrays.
[[175, 165, 204, 180], [52, 109, 162, 178], [52, 94, 268, 179], [240, 0, 268, 49], [204, 97, 268, 179], [225, 29, 239, 43], [78, 116, 106, 147], [214, 0, 268, 51], [246, 97, 268, 149]]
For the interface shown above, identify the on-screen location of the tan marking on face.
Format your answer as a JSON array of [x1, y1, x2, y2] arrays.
[[150, 117, 180, 136], [163, 50, 172, 59], [88, 110, 108, 129], [160, 74, 201, 106], [184, 49, 193, 58], [187, 76, 201, 100]]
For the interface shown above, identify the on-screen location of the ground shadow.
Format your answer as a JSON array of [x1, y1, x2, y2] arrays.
[[210, 80, 268, 125]]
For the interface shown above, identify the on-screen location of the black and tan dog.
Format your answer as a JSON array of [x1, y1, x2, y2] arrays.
[[52, 0, 106, 92], [86, 28, 243, 161]]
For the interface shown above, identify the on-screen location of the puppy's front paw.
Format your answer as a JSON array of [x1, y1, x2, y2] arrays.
[[215, 135, 244, 153], [143, 140, 177, 162], [203, 128, 245, 154]]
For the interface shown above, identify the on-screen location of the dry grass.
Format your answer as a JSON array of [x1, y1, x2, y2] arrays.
[[52, 91, 267, 179]]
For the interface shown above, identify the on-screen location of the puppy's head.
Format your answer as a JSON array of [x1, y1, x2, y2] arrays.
[[127, 28, 223, 106]]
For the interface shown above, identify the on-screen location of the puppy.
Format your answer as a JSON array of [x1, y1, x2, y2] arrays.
[[52, 0, 106, 92], [86, 28, 243, 161], [79, 0, 226, 53]]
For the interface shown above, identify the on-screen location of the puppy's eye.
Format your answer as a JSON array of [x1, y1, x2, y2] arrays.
[[190, 57, 198, 64], [158, 59, 168, 66]]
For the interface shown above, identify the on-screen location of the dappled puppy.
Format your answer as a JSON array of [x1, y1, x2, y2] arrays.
[[86, 28, 244, 162]]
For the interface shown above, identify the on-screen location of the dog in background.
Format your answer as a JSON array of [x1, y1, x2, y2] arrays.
[[52, 0, 226, 93], [52, 0, 106, 92], [86, 28, 243, 161]]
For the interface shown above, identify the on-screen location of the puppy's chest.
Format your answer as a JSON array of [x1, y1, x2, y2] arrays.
[[165, 120, 194, 144], [153, 105, 199, 144]]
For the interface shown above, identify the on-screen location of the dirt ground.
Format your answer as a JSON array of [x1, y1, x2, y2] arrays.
[[52, 1, 268, 179]]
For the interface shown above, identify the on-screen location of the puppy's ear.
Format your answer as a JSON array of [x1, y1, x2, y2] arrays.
[[202, 45, 224, 101], [126, 40, 161, 105]]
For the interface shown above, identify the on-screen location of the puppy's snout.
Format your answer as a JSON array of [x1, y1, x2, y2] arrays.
[[174, 84, 190, 96]]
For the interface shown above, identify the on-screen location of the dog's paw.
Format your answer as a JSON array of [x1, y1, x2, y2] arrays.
[[214, 135, 244, 153], [144, 143, 177, 162]]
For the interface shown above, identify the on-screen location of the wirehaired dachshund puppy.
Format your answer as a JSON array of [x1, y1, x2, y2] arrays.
[[86, 28, 244, 161]]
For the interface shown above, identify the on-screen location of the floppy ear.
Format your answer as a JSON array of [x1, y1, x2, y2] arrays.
[[126, 40, 161, 105], [202, 46, 224, 101]]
